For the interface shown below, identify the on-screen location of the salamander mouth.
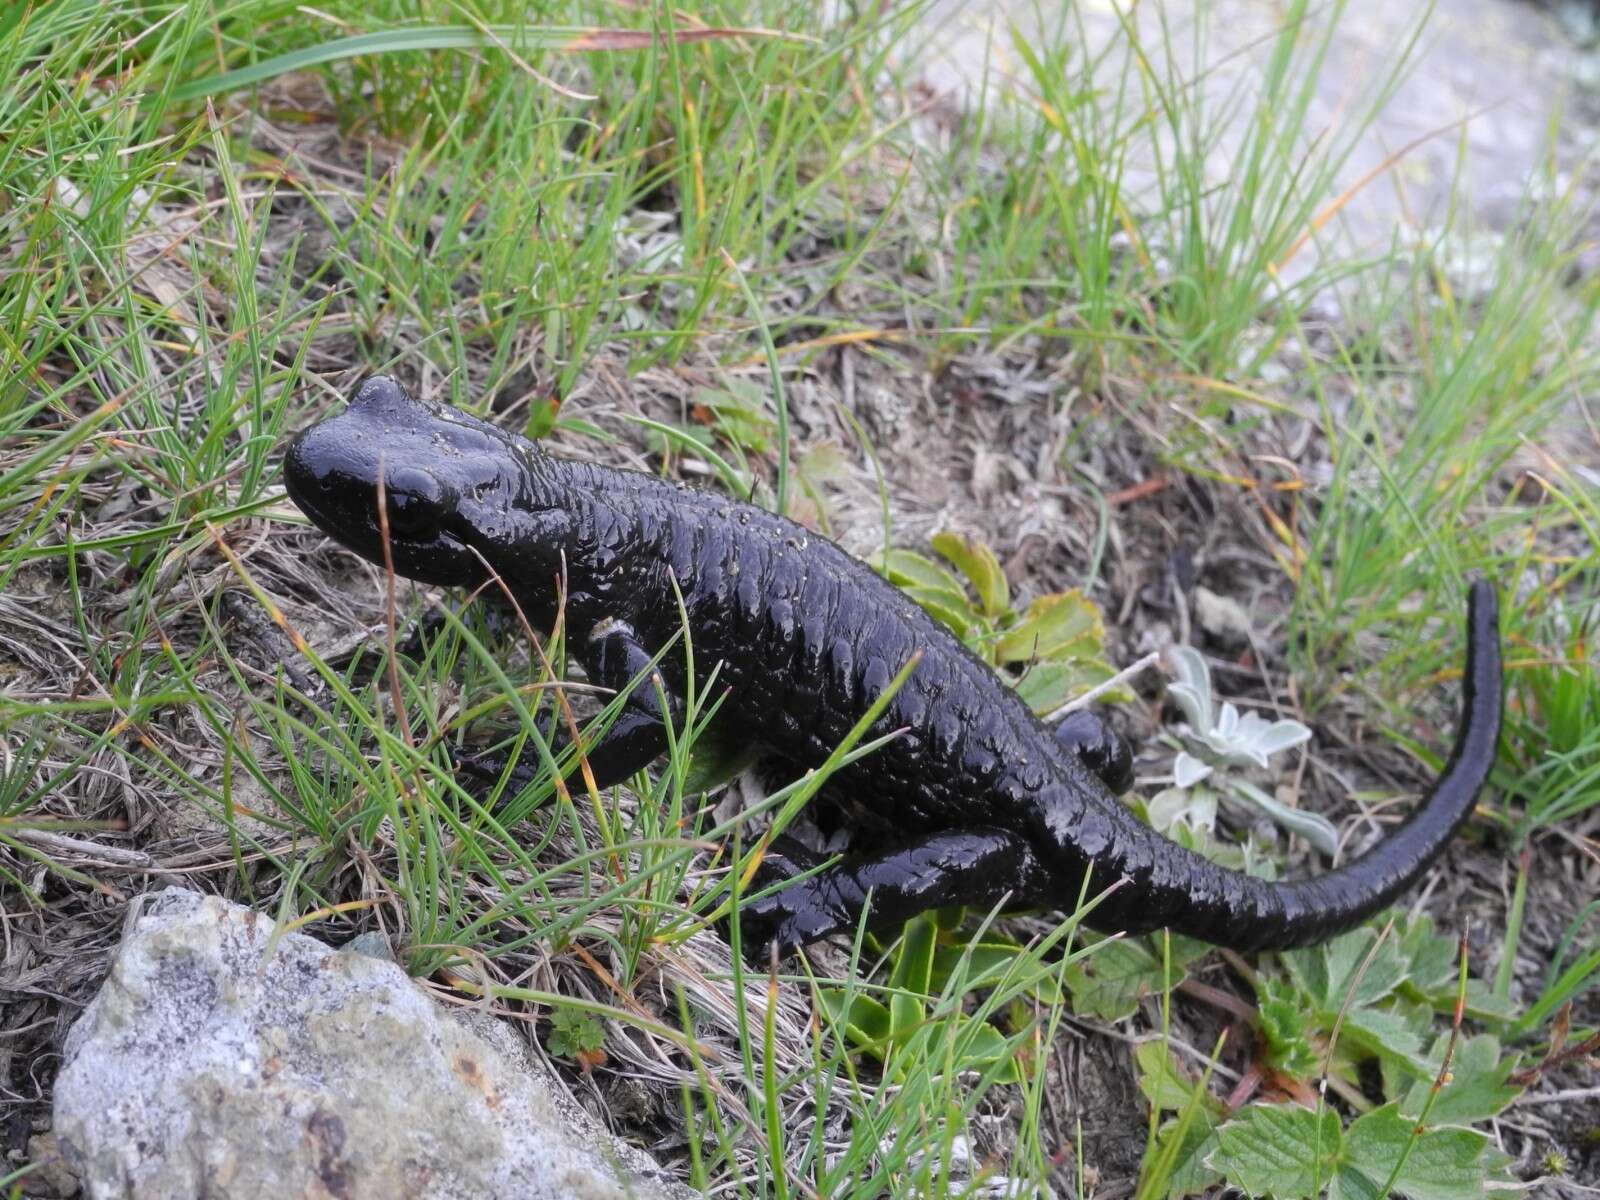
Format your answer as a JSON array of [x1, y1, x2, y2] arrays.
[[282, 458, 326, 528], [284, 447, 481, 585], [283, 462, 370, 549]]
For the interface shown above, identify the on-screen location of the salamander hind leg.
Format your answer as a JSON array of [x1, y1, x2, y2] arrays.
[[1053, 709, 1134, 794], [733, 828, 1053, 961]]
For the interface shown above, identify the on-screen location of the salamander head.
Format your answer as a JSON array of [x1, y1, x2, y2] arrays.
[[284, 376, 564, 591]]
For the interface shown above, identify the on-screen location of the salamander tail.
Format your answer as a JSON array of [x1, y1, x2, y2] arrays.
[[1238, 580, 1503, 948], [1100, 582, 1503, 951]]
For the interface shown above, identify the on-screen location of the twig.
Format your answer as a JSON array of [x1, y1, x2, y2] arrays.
[[1105, 476, 1168, 506], [10, 829, 154, 867], [1048, 651, 1161, 721], [1515, 1086, 1600, 1107]]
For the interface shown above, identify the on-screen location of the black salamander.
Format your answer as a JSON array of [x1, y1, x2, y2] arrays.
[[283, 376, 1503, 955]]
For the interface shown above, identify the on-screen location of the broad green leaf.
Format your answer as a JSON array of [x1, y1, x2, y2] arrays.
[[1284, 928, 1411, 1014], [1013, 659, 1117, 715], [930, 942, 1064, 1004], [900, 584, 977, 638], [931, 530, 1010, 619], [1395, 918, 1516, 1022], [1334, 1103, 1501, 1200], [1341, 1001, 1431, 1077], [1135, 1040, 1217, 1113], [1399, 1035, 1522, 1125], [888, 913, 938, 995], [817, 989, 893, 1056], [1457, 979, 1516, 1024], [878, 548, 965, 595], [1255, 976, 1320, 1078], [1146, 1114, 1223, 1200], [1213, 1103, 1342, 1200], [885, 1014, 1023, 1084], [1159, 934, 1214, 972], [1396, 915, 1457, 995], [887, 914, 937, 1041], [940, 1013, 1024, 1084], [994, 590, 1104, 664], [1064, 938, 1164, 1021]]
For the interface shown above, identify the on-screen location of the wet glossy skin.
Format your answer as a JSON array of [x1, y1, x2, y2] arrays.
[[284, 377, 1504, 955]]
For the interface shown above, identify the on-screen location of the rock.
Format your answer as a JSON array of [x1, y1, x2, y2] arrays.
[[53, 888, 689, 1200], [1192, 585, 1255, 648], [21, 1133, 80, 1198], [341, 931, 394, 962]]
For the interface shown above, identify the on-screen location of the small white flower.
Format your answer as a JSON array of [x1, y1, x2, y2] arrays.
[[1163, 643, 1328, 851], [1173, 751, 1213, 788]]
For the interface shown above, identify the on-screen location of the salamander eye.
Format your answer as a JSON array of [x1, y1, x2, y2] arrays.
[[381, 467, 443, 538]]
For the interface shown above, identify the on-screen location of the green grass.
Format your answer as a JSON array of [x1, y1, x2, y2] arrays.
[[3, 0, 1598, 1196]]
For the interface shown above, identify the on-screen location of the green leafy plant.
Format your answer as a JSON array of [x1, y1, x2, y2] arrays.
[[879, 531, 1119, 715], [1270, 926, 1518, 1087], [1212, 1101, 1512, 1200], [1226, 929, 1520, 1189], [816, 910, 1042, 1084], [1152, 644, 1336, 855], [1133, 920, 1524, 1200], [547, 1005, 607, 1070], [1063, 933, 1210, 1023], [1135, 1038, 1228, 1200]]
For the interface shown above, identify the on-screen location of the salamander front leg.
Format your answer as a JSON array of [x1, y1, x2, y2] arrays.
[[734, 828, 1053, 959], [568, 617, 680, 786], [462, 618, 676, 795]]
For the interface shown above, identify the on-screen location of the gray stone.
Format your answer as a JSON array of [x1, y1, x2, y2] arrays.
[[21, 1133, 80, 1198], [914, 0, 1577, 260], [53, 887, 688, 1200], [341, 930, 395, 962], [1192, 585, 1256, 648]]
